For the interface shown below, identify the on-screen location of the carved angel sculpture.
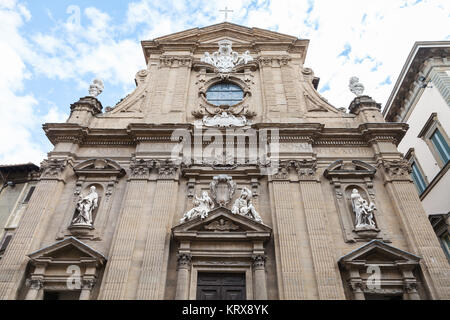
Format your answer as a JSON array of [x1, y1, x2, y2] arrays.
[[72, 186, 98, 227], [350, 189, 376, 229], [231, 188, 262, 223], [180, 191, 214, 223]]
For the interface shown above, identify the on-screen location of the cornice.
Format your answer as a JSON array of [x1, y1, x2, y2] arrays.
[[383, 42, 450, 121], [141, 22, 308, 64], [358, 123, 409, 146], [43, 122, 409, 148]]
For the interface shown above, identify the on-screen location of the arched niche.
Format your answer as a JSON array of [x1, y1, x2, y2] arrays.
[[57, 159, 125, 241], [324, 160, 390, 243]]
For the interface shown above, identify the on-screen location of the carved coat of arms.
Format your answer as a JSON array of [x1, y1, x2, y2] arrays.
[[209, 174, 236, 207]]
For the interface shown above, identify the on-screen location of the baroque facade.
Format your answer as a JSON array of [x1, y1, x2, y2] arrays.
[[0, 23, 449, 300]]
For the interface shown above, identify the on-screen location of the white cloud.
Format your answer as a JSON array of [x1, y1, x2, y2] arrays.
[[0, 0, 45, 165], [1, 0, 449, 166]]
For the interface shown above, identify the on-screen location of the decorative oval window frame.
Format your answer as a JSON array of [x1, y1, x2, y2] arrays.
[[199, 77, 251, 110]]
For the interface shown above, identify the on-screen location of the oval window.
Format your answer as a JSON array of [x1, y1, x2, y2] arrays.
[[206, 83, 244, 106]]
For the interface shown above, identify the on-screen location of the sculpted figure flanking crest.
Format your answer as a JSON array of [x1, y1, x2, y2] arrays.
[[231, 187, 262, 223], [180, 191, 214, 223]]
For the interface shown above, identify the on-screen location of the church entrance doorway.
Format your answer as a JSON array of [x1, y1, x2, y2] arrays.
[[196, 272, 246, 300]]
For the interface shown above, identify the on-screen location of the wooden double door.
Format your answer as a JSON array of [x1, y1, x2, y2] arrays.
[[196, 272, 246, 300]]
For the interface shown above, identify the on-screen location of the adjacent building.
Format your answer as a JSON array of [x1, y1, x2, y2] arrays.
[[383, 41, 450, 261], [0, 23, 448, 300], [0, 163, 39, 259]]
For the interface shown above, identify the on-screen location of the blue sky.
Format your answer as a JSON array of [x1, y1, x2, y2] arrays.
[[0, 0, 449, 165]]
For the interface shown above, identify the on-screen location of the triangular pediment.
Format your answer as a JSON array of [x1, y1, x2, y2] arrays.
[[339, 240, 420, 266], [28, 237, 106, 265], [324, 160, 377, 179], [153, 22, 298, 43], [173, 207, 272, 234]]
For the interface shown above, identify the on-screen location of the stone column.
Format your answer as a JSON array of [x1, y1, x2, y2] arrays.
[[79, 279, 96, 300], [0, 159, 69, 300], [379, 159, 450, 299], [25, 279, 44, 300], [175, 253, 192, 300], [296, 160, 346, 300], [136, 163, 179, 300], [98, 159, 151, 300], [252, 255, 268, 300], [268, 164, 306, 300]]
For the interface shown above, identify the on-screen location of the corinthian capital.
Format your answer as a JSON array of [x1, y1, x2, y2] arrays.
[[377, 159, 412, 181], [40, 158, 71, 180], [252, 255, 267, 269], [177, 253, 192, 269]]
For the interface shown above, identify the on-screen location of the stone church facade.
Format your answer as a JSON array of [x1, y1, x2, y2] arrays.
[[0, 23, 448, 300]]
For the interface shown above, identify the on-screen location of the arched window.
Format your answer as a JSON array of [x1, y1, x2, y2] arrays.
[[206, 83, 244, 106]]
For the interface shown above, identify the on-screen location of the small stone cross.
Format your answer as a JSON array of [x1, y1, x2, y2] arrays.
[[219, 6, 233, 21]]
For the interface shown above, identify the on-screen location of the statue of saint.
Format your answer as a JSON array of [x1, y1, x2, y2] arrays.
[[350, 189, 377, 229], [231, 188, 262, 223], [72, 186, 99, 227], [180, 191, 214, 223]]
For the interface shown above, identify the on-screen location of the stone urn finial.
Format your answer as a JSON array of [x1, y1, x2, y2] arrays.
[[88, 79, 104, 98], [349, 76, 364, 96]]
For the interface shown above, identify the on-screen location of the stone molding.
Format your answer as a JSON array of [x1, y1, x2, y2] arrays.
[[160, 55, 193, 68], [271, 159, 318, 181], [258, 55, 291, 67], [129, 159, 180, 180]]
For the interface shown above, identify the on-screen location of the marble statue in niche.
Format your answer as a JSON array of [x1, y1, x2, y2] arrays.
[[180, 191, 215, 223], [231, 187, 262, 223], [350, 189, 377, 230], [72, 186, 99, 227]]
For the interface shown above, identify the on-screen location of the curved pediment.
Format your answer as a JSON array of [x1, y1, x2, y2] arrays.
[[73, 158, 125, 178], [324, 160, 377, 179], [172, 207, 271, 241]]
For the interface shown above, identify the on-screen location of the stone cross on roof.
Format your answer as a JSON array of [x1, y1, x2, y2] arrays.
[[219, 6, 233, 21]]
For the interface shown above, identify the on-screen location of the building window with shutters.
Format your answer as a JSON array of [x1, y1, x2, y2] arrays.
[[411, 161, 427, 194], [418, 113, 450, 169], [405, 149, 429, 195], [430, 129, 450, 166]]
